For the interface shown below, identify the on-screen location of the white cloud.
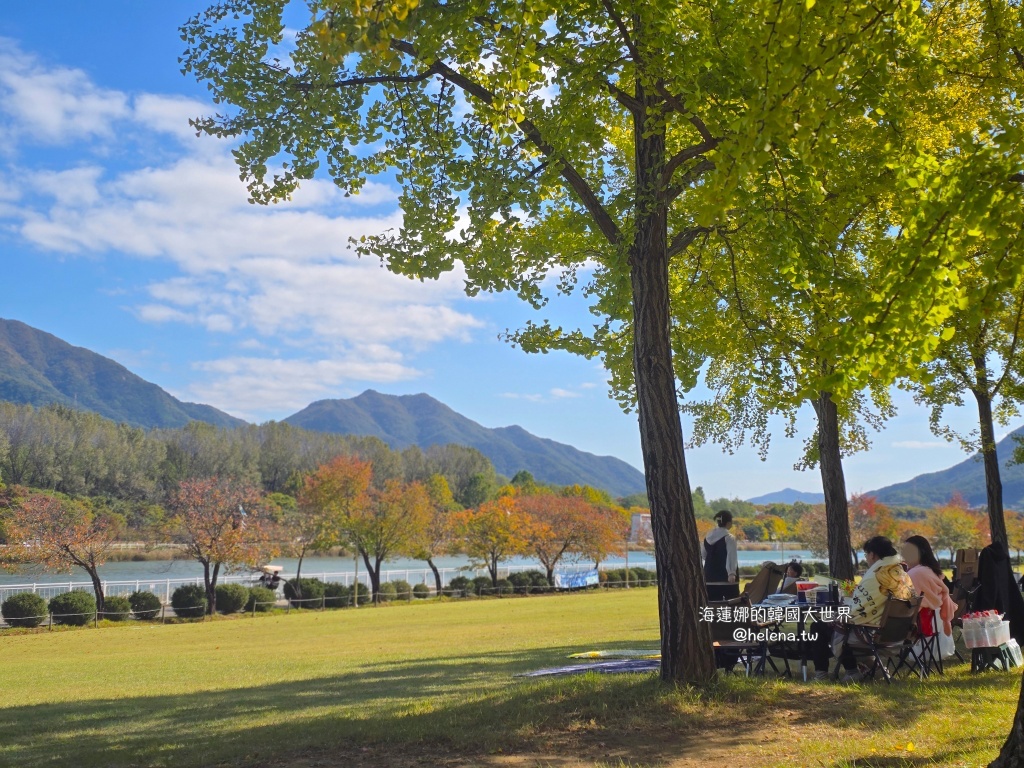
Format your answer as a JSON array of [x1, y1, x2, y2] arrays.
[[0, 38, 130, 144], [0, 39, 485, 417], [550, 388, 580, 399], [501, 392, 545, 402], [131, 93, 208, 142], [501, 387, 585, 403], [188, 356, 419, 418], [892, 440, 950, 449]]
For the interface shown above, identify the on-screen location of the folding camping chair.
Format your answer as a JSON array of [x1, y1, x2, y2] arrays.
[[741, 562, 785, 605], [709, 595, 781, 676], [950, 548, 981, 663], [912, 607, 945, 677], [832, 596, 922, 683]]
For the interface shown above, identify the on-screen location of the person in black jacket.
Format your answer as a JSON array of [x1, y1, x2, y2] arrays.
[[975, 541, 1024, 644], [702, 510, 738, 583]]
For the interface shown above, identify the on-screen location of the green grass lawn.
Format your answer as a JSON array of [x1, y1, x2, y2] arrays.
[[0, 590, 1019, 768]]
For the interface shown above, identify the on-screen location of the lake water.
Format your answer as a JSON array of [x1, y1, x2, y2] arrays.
[[0, 548, 821, 586]]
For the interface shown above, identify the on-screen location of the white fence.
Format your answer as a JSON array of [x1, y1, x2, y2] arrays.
[[0, 561, 657, 604]]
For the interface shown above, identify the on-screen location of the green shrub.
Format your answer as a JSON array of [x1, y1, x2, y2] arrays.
[[2, 592, 47, 627], [323, 583, 350, 608], [283, 578, 325, 608], [508, 572, 534, 594], [632, 568, 656, 587], [376, 581, 397, 602], [49, 591, 97, 626], [101, 595, 132, 621], [128, 590, 163, 620], [528, 571, 551, 591], [215, 583, 249, 614], [412, 583, 431, 599], [603, 568, 624, 587], [390, 580, 413, 601], [447, 576, 471, 597], [495, 578, 513, 596], [171, 584, 207, 618], [352, 583, 370, 606], [246, 586, 277, 612], [471, 576, 493, 596]]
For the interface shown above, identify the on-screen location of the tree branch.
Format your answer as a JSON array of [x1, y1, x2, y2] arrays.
[[387, 39, 622, 245], [294, 67, 442, 92], [661, 141, 719, 189], [993, 287, 1024, 396], [654, 81, 716, 143], [664, 158, 715, 202], [598, 0, 641, 63], [667, 226, 712, 259]]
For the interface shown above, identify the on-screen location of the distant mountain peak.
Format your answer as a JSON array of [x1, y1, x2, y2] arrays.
[[0, 318, 244, 430], [747, 488, 826, 505], [870, 426, 1024, 509], [284, 391, 646, 497]]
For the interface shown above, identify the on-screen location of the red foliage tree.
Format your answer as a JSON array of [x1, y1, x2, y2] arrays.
[[0, 493, 123, 612], [167, 477, 275, 614]]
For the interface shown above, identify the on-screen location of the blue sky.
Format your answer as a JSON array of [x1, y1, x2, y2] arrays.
[[0, 4, 999, 500]]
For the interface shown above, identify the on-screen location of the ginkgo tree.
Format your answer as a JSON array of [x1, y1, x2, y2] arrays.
[[910, 247, 1024, 550], [871, 2, 1024, 763], [183, 0, 932, 683]]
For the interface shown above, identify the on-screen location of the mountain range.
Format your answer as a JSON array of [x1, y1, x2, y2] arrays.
[[7, 315, 1024, 507], [746, 488, 826, 505], [0, 318, 646, 496], [747, 430, 1024, 509], [284, 391, 648, 496], [869, 427, 1024, 509], [0, 319, 243, 429]]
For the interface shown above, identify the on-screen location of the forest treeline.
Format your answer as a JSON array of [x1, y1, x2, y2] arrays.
[[0, 402, 509, 512]]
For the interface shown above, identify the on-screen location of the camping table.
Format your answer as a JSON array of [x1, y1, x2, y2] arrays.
[[753, 599, 853, 681]]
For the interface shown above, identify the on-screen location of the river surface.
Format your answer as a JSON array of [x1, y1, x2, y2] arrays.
[[0, 548, 822, 585]]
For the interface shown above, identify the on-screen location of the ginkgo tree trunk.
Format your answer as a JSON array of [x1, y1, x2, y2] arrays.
[[182, 0, 928, 683]]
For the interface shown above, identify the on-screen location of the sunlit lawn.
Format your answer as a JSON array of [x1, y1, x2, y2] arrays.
[[0, 589, 1018, 767]]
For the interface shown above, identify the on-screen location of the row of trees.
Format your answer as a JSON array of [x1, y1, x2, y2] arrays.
[[0, 457, 630, 613], [0, 402, 506, 509]]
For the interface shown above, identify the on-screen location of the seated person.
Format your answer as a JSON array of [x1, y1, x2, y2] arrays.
[[702, 510, 738, 584], [777, 561, 803, 593], [809, 536, 916, 682], [902, 535, 955, 639]]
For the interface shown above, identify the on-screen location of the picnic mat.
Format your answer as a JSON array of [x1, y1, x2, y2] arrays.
[[516, 659, 660, 677], [568, 649, 660, 659]]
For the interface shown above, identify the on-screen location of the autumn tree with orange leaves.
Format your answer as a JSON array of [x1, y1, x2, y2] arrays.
[[0, 493, 123, 612], [293, 455, 373, 596], [456, 497, 530, 587], [519, 493, 594, 586], [409, 474, 460, 595], [344, 479, 430, 602], [167, 478, 275, 614], [848, 494, 898, 563], [578, 504, 632, 567]]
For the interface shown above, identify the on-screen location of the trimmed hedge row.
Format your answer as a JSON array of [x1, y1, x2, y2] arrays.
[[3, 564, 709, 629]]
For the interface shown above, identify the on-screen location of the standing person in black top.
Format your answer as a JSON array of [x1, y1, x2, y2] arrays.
[[703, 510, 738, 583]]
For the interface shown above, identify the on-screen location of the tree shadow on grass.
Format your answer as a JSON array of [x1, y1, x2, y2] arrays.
[[0, 643, 1011, 768]]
